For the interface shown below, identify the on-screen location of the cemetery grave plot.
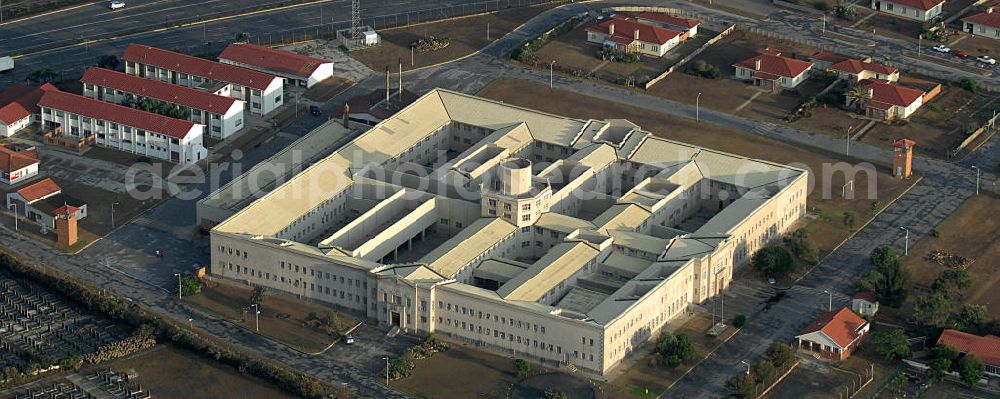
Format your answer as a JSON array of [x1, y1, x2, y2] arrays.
[[0, 275, 131, 373], [10, 369, 153, 399]]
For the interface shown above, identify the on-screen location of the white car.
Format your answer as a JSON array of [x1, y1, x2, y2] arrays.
[[109, 0, 125, 9], [977, 55, 996, 65], [932, 44, 951, 53]]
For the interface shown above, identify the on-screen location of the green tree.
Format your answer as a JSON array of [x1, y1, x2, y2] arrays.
[[863, 247, 911, 308], [951, 304, 987, 332], [514, 358, 531, 380], [959, 354, 985, 387], [178, 276, 201, 297], [873, 328, 911, 360], [931, 269, 970, 299], [752, 246, 795, 279], [845, 84, 872, 113], [913, 292, 951, 326], [250, 286, 267, 305], [959, 78, 979, 92], [927, 356, 951, 382], [842, 211, 857, 229], [97, 55, 120, 70], [725, 372, 756, 398], [656, 332, 696, 367], [782, 228, 819, 264], [733, 314, 747, 329], [765, 342, 794, 368], [26, 69, 57, 84], [753, 360, 776, 384]]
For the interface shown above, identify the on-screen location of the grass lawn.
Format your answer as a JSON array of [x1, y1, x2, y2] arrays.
[[97, 345, 297, 399], [889, 194, 1000, 320], [608, 313, 737, 399], [349, 3, 559, 70], [392, 344, 519, 399], [184, 280, 358, 353], [853, 12, 926, 43], [478, 79, 915, 256]]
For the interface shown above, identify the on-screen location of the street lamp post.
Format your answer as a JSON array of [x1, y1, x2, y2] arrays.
[[188, 318, 193, 328], [251, 303, 260, 331], [549, 60, 555, 89], [822, 290, 832, 311], [382, 356, 390, 385], [845, 125, 853, 156], [972, 166, 980, 195], [918, 35, 923, 56], [696, 92, 702, 122], [111, 201, 120, 228], [174, 273, 183, 300], [741, 360, 750, 375], [7, 204, 16, 231], [900, 227, 909, 256]]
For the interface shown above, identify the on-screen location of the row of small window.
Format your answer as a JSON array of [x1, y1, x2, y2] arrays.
[[219, 245, 250, 260], [440, 317, 596, 362], [45, 109, 180, 144], [532, 141, 571, 154], [437, 218, 464, 229], [438, 302, 547, 334]]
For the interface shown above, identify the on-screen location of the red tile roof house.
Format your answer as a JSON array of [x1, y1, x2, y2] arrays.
[[38, 90, 208, 164], [828, 58, 899, 83], [853, 79, 926, 120], [5, 177, 87, 229], [0, 145, 39, 185], [585, 17, 683, 57], [0, 83, 59, 137], [871, 0, 945, 21], [937, 329, 1000, 377], [80, 67, 245, 140], [963, 7, 1000, 39], [733, 48, 814, 93], [219, 43, 334, 89], [795, 307, 871, 361], [122, 44, 284, 116], [635, 12, 701, 39]]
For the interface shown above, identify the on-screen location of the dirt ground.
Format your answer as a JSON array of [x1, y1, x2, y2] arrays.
[[98, 345, 297, 399], [392, 344, 520, 399], [532, 16, 712, 85], [184, 280, 358, 353], [646, 30, 829, 120], [609, 313, 737, 399], [350, 3, 559, 70], [478, 79, 914, 255], [852, 12, 926, 43], [862, 85, 998, 159], [897, 194, 1000, 319]]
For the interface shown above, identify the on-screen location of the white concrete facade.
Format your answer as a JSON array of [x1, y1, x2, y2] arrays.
[[209, 89, 809, 376], [124, 60, 284, 116]]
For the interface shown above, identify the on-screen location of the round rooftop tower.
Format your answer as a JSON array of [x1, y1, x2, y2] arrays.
[[498, 158, 532, 196]]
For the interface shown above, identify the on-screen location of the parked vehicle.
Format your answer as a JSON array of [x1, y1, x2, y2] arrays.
[[343, 333, 354, 345], [978, 55, 997, 65], [952, 49, 970, 58], [0, 56, 13, 73], [932, 44, 950, 53], [309, 105, 322, 116], [109, 1, 125, 9]]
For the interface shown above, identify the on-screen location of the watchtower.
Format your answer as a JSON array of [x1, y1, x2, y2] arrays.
[[892, 139, 916, 179]]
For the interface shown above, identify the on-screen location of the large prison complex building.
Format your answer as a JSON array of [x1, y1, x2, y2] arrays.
[[210, 89, 808, 376], [122, 44, 284, 116], [81, 67, 245, 139]]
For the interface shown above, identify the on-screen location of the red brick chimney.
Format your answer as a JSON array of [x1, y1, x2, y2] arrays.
[[634, 29, 640, 40], [754, 57, 761, 70]]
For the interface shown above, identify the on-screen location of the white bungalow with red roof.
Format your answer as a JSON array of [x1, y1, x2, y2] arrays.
[[937, 329, 1000, 377], [219, 43, 334, 88], [796, 307, 870, 361], [0, 145, 39, 185], [733, 48, 814, 93], [829, 58, 899, 82], [963, 7, 1000, 39], [855, 79, 925, 120], [38, 90, 208, 164], [81, 67, 245, 139], [585, 17, 683, 57], [635, 12, 701, 39], [5, 177, 87, 229], [872, 0, 945, 21], [122, 44, 284, 116], [0, 83, 59, 137]]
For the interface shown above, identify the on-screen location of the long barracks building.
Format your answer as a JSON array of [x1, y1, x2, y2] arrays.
[[210, 89, 808, 375]]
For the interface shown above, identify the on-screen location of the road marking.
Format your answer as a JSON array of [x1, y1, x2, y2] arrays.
[[0, 1, 100, 27], [734, 90, 764, 112]]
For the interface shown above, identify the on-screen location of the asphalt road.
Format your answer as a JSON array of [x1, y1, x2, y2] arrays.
[[1, 0, 530, 84]]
